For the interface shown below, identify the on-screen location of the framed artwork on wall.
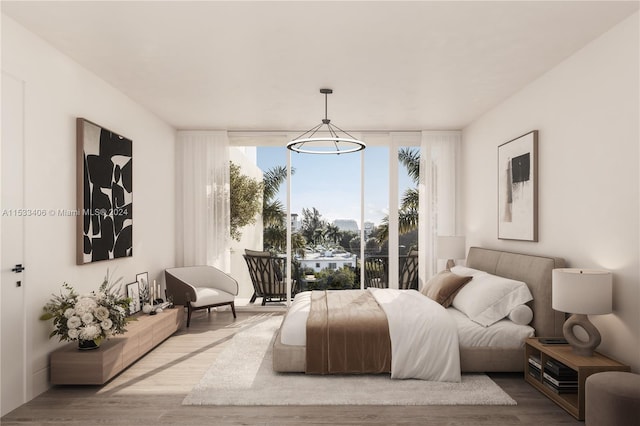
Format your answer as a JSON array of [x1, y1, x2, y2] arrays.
[[498, 130, 538, 241], [76, 118, 133, 264], [126, 282, 141, 315]]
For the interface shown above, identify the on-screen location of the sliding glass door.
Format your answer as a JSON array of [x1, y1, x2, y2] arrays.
[[231, 132, 422, 302]]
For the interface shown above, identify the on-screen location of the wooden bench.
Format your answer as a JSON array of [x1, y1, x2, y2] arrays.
[[49, 307, 183, 385]]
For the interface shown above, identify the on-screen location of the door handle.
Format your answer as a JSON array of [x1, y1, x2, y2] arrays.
[[11, 264, 25, 273]]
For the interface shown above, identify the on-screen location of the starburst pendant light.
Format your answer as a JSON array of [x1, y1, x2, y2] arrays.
[[286, 88, 366, 155]]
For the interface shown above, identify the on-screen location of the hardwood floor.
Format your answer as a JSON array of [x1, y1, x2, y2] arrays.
[[2, 309, 581, 426]]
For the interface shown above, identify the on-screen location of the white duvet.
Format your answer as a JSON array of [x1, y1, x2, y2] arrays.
[[280, 289, 461, 382]]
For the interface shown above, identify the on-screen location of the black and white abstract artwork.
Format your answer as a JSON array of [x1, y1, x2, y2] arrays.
[[498, 130, 538, 241], [77, 118, 133, 264]]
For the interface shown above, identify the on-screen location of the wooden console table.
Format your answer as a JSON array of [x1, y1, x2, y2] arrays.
[[524, 337, 630, 420], [50, 307, 183, 385]]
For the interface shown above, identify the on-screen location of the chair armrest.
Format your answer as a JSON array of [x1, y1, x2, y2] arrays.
[[165, 270, 198, 306], [206, 267, 239, 296]]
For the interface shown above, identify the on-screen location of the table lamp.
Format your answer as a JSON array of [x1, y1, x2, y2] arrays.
[[436, 236, 466, 269], [552, 268, 612, 357]]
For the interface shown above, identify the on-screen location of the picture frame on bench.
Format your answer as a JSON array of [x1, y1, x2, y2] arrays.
[[126, 282, 141, 315]]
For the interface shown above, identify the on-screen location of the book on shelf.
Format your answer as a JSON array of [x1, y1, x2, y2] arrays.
[[543, 380, 578, 394], [528, 367, 541, 381], [545, 359, 574, 376], [528, 354, 542, 370], [544, 367, 577, 380], [543, 372, 578, 387]]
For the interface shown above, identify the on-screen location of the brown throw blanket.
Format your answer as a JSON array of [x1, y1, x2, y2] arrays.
[[305, 290, 392, 374]]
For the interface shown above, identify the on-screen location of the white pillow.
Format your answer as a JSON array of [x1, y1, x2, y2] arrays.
[[452, 272, 533, 327], [450, 265, 488, 277], [508, 304, 534, 325]]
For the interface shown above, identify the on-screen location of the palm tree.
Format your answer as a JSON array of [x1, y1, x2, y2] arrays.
[[263, 165, 294, 251], [324, 224, 341, 245], [262, 166, 288, 227], [261, 165, 308, 256], [264, 223, 287, 252], [300, 207, 326, 244], [313, 228, 325, 246], [377, 147, 420, 244]]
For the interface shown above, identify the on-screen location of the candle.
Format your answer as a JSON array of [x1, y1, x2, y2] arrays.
[[153, 280, 157, 304]]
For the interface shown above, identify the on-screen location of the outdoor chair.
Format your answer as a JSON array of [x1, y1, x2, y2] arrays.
[[243, 249, 298, 305], [398, 249, 419, 290], [165, 265, 238, 327], [364, 250, 419, 290]]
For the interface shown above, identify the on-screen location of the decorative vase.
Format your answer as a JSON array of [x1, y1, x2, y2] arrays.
[[78, 339, 99, 350]]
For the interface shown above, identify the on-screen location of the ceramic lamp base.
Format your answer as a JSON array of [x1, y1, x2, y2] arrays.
[[563, 313, 601, 357]]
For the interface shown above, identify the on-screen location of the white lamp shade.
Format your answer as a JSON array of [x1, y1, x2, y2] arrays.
[[552, 268, 612, 315], [436, 236, 466, 260]]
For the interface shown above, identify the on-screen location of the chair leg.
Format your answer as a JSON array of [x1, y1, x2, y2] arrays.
[[186, 304, 192, 328], [250, 292, 257, 304], [261, 297, 267, 306], [230, 301, 236, 318]]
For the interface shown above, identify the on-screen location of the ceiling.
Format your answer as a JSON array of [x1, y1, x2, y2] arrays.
[[2, 1, 638, 131]]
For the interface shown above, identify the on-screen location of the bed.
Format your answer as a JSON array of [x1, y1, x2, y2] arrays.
[[272, 247, 565, 377]]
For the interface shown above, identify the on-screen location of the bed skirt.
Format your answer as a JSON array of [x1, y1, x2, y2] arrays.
[[273, 328, 524, 373]]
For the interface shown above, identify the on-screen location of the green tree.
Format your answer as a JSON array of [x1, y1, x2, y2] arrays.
[[260, 165, 308, 256], [291, 232, 307, 258], [349, 236, 361, 253], [324, 224, 341, 244], [315, 266, 357, 290], [300, 207, 327, 244], [263, 166, 288, 228], [262, 165, 294, 251], [365, 237, 380, 253], [229, 162, 263, 241], [377, 147, 420, 244], [338, 230, 358, 253]]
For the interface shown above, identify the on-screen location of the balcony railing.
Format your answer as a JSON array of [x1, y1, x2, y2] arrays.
[[364, 252, 418, 290]]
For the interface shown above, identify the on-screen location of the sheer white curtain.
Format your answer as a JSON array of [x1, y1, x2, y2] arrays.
[[176, 130, 231, 272], [418, 131, 461, 288]]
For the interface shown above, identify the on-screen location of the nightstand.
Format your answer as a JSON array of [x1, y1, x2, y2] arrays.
[[524, 337, 630, 420]]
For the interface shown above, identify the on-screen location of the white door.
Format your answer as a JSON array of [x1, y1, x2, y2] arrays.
[[1, 72, 27, 416]]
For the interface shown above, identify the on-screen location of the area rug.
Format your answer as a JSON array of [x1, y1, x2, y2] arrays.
[[183, 316, 516, 406]]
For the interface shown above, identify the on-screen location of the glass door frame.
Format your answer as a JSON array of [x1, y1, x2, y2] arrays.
[[229, 131, 421, 304]]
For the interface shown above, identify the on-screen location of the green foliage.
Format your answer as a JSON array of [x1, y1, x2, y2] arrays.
[[300, 207, 327, 244], [377, 147, 421, 244], [313, 266, 358, 290], [229, 161, 263, 241], [262, 165, 296, 250], [291, 232, 307, 257]]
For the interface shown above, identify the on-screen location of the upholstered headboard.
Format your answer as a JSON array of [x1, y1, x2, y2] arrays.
[[466, 247, 565, 338]]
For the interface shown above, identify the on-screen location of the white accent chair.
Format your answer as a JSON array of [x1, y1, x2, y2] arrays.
[[165, 266, 238, 327]]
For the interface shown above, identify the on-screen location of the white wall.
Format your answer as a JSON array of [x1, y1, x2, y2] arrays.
[[462, 13, 639, 371], [1, 15, 176, 404]]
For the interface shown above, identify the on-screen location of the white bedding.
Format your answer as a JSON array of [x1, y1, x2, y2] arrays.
[[280, 291, 534, 358], [280, 291, 312, 346], [281, 289, 460, 382], [447, 307, 534, 348], [368, 288, 460, 381]]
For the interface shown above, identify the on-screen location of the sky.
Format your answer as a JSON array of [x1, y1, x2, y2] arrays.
[[257, 146, 416, 228]]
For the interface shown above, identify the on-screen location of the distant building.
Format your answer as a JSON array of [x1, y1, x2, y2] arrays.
[[364, 221, 375, 238], [332, 219, 359, 233], [297, 251, 357, 273], [291, 213, 300, 232]]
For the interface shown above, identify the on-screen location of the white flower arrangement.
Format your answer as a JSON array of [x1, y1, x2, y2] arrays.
[[40, 272, 131, 345]]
